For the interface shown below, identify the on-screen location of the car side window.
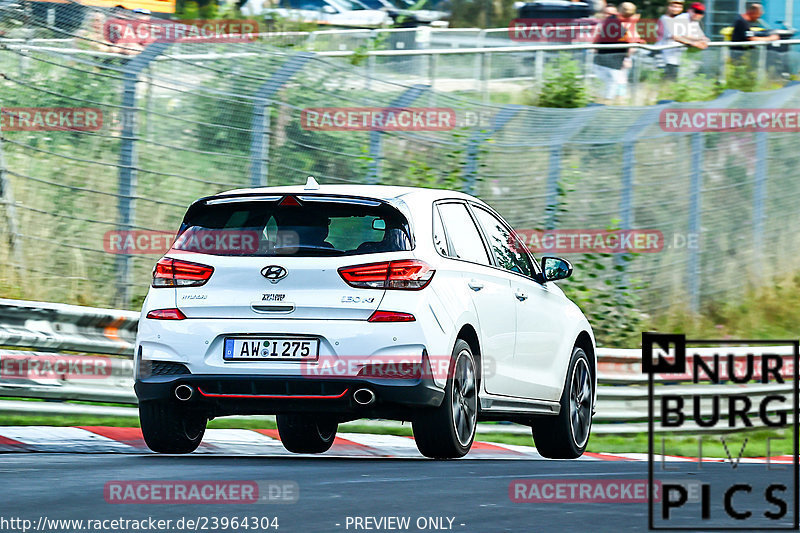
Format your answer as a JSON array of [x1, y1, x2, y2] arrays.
[[472, 206, 534, 277], [432, 206, 449, 257], [437, 203, 490, 265], [289, 0, 326, 8]]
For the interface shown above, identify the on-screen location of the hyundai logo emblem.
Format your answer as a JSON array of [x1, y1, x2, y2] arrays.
[[261, 265, 288, 283]]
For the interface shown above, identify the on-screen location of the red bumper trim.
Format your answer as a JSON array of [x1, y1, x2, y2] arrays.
[[196, 387, 350, 400]]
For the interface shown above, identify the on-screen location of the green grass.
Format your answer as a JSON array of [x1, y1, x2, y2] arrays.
[[649, 272, 800, 343], [589, 430, 794, 458]]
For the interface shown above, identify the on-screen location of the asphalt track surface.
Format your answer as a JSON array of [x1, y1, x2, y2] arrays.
[[1, 454, 795, 533]]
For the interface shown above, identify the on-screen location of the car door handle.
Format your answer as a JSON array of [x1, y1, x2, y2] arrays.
[[515, 291, 528, 301], [468, 280, 484, 291]]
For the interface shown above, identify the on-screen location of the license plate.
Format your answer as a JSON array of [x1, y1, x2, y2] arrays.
[[223, 337, 319, 361]]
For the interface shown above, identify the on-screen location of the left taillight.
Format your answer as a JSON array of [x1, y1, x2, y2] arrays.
[[146, 308, 187, 320], [338, 260, 435, 290], [152, 258, 214, 288]]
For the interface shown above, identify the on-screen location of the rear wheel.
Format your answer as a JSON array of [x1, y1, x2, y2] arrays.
[[412, 339, 477, 459], [139, 400, 206, 454], [531, 347, 593, 459], [276, 414, 338, 454]]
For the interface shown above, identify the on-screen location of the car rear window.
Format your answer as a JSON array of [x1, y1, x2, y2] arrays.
[[174, 196, 413, 257]]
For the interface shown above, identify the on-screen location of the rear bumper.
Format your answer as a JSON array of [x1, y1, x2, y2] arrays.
[[134, 374, 445, 420]]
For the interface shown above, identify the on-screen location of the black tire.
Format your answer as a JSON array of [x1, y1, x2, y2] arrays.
[[139, 400, 206, 454], [531, 347, 593, 459], [412, 339, 478, 459], [276, 414, 337, 454]]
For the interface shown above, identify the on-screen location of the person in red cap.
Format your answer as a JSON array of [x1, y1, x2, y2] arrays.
[[659, 1, 709, 79]]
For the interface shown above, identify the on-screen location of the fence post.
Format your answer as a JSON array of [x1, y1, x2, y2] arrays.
[[687, 132, 703, 313], [0, 114, 23, 274], [366, 30, 376, 91], [474, 29, 485, 87], [616, 106, 665, 272], [630, 53, 641, 104], [428, 53, 437, 92], [751, 82, 800, 260], [544, 107, 603, 229], [544, 147, 562, 230], [115, 42, 171, 309], [753, 131, 766, 258], [481, 52, 490, 103], [368, 84, 429, 184], [584, 48, 594, 91], [534, 49, 544, 86], [705, 0, 714, 39], [756, 44, 767, 85], [718, 46, 728, 84], [144, 67, 154, 142], [249, 53, 313, 188], [462, 106, 521, 195]]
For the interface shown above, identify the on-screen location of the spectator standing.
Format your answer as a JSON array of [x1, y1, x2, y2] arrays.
[[655, 0, 685, 80], [593, 2, 644, 102], [731, 3, 778, 60], [659, 2, 710, 79]]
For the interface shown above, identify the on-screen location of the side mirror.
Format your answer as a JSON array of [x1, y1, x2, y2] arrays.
[[322, 4, 337, 13], [541, 256, 572, 282]]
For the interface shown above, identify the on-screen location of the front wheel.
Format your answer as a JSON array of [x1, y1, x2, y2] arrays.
[[412, 339, 478, 459], [139, 400, 206, 454], [531, 347, 593, 459], [276, 414, 338, 454]]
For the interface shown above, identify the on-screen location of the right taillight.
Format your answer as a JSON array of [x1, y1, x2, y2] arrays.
[[338, 260, 435, 290], [152, 258, 214, 288], [368, 310, 416, 322]]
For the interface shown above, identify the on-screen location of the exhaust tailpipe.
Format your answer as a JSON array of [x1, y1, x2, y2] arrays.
[[175, 384, 194, 401], [353, 388, 376, 406]]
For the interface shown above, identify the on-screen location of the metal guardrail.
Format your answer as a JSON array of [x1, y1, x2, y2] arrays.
[[0, 298, 138, 355], [0, 298, 794, 434]]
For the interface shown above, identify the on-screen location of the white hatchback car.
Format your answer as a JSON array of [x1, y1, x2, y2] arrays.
[[135, 180, 596, 459]]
